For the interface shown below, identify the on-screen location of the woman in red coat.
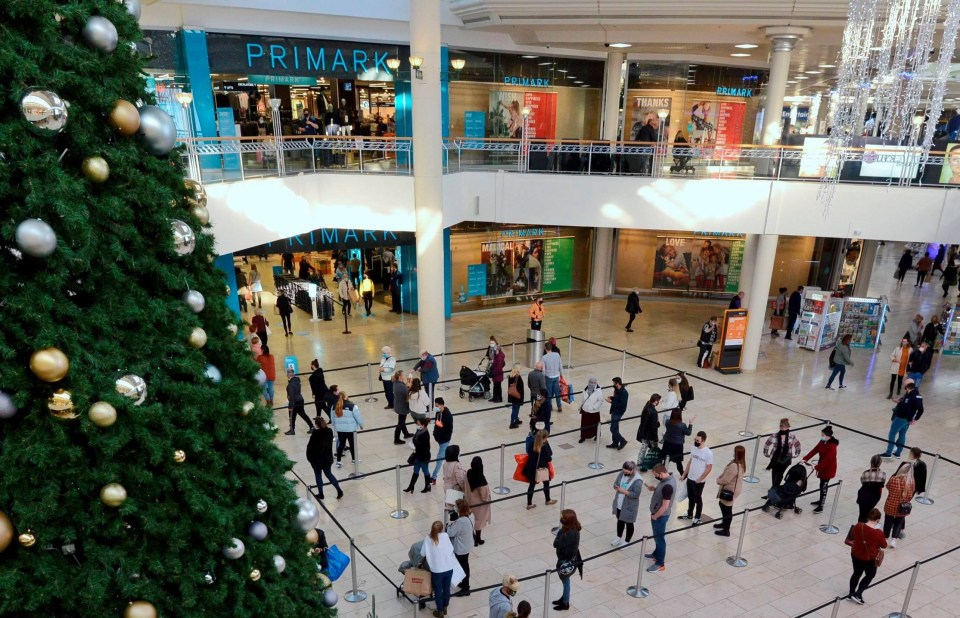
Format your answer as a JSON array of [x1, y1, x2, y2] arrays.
[[803, 425, 839, 514]]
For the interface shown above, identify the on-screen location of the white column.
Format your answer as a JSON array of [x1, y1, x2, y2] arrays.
[[760, 27, 810, 145], [410, 0, 446, 358], [741, 234, 779, 372], [852, 240, 880, 298], [601, 51, 626, 140], [590, 228, 615, 298]]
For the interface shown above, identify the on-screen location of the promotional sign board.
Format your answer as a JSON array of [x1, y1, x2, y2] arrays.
[[799, 137, 831, 178], [715, 101, 747, 158], [467, 264, 487, 297], [716, 309, 748, 374], [478, 236, 574, 298], [283, 356, 299, 374], [631, 97, 671, 140], [859, 145, 921, 178], [653, 236, 745, 293], [522, 91, 558, 140]]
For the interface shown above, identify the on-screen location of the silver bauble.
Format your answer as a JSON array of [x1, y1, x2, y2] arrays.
[[204, 364, 222, 383], [182, 290, 205, 313], [294, 498, 320, 532], [184, 179, 207, 208], [115, 374, 147, 405], [203, 571, 216, 585], [256, 499, 268, 513], [0, 391, 17, 419], [273, 554, 286, 574], [228, 323, 238, 336], [20, 90, 68, 134], [256, 369, 267, 387], [170, 220, 196, 256], [322, 589, 338, 608], [138, 105, 177, 155], [81, 16, 118, 53], [248, 521, 268, 541], [222, 538, 245, 560], [15, 219, 57, 258], [123, 0, 142, 20]]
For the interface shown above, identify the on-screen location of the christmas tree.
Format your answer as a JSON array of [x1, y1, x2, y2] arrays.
[[0, 2, 335, 616]]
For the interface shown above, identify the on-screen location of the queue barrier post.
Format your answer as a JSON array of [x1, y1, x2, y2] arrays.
[[438, 354, 449, 391], [819, 480, 842, 535], [743, 435, 761, 484], [828, 596, 842, 618], [739, 394, 755, 438], [626, 537, 650, 598], [344, 538, 368, 602], [390, 465, 409, 520], [551, 482, 567, 534], [725, 509, 749, 568], [886, 561, 920, 618], [916, 454, 939, 505], [349, 432, 360, 478], [620, 349, 627, 383], [493, 444, 511, 495], [542, 569, 552, 618], [567, 335, 574, 370], [512, 342, 516, 367], [364, 363, 378, 403], [588, 423, 605, 470]]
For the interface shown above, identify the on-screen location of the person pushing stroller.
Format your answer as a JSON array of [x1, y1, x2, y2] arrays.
[[761, 462, 810, 519]]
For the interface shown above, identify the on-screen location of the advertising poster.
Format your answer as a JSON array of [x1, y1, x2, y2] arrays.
[[511, 238, 543, 295], [488, 91, 524, 139], [479, 236, 574, 298], [799, 137, 831, 178], [940, 143, 960, 184], [631, 97, 671, 141], [467, 264, 487, 297], [715, 101, 746, 158], [861, 145, 921, 178], [688, 100, 718, 142], [653, 236, 745, 293], [522, 92, 558, 140], [464, 111, 486, 147], [480, 241, 515, 296], [542, 237, 574, 293]]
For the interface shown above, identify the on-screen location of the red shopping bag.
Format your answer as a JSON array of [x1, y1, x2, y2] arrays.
[[548, 461, 556, 481], [513, 453, 529, 483], [559, 377, 570, 401]]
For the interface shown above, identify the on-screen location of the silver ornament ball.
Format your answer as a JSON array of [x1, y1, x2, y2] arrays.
[[256, 499, 268, 513], [204, 364, 222, 383], [19, 90, 68, 134], [138, 105, 177, 155], [124, 0, 142, 20], [182, 290, 205, 313], [0, 391, 17, 419], [203, 571, 216, 585], [81, 16, 118, 53], [256, 369, 267, 387], [222, 538, 245, 560], [294, 498, 320, 532], [115, 374, 147, 405], [170, 220, 196, 256], [15, 219, 57, 258], [247, 521, 268, 541], [273, 554, 286, 574], [322, 589, 338, 608]]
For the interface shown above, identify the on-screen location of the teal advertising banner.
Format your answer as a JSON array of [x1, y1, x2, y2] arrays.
[[467, 264, 487, 297]]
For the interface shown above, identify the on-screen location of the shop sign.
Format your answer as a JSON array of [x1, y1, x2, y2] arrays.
[[715, 87, 753, 97], [245, 43, 392, 74], [247, 74, 317, 86], [503, 76, 551, 87], [500, 228, 545, 238], [235, 228, 416, 255], [693, 231, 745, 238]]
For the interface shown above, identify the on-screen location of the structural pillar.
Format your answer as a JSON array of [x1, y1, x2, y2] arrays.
[[590, 228, 615, 298], [852, 240, 880, 298], [760, 27, 810, 146], [741, 234, 780, 372], [410, 0, 446, 358], [601, 51, 626, 140]]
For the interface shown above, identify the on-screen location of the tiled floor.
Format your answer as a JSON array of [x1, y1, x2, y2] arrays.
[[247, 242, 960, 617]]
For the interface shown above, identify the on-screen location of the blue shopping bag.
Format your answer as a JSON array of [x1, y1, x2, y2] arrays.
[[566, 382, 575, 404], [325, 544, 350, 582]]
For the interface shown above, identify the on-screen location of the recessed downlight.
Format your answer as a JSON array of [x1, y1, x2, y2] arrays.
[[521, 55, 539, 59], [819, 64, 837, 68], [730, 53, 751, 58], [607, 43, 632, 48], [735, 43, 759, 49], [805, 70, 822, 74]]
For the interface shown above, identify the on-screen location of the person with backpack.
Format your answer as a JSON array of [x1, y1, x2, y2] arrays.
[[763, 418, 801, 489], [825, 334, 854, 390]]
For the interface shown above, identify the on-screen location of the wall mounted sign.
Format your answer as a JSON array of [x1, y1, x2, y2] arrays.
[[503, 76, 551, 87], [715, 87, 753, 97], [500, 228, 545, 238], [235, 228, 416, 255]]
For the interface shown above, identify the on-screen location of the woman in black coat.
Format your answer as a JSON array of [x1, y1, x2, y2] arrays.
[[636, 394, 661, 471], [404, 417, 433, 494], [305, 417, 343, 500], [524, 429, 556, 509]]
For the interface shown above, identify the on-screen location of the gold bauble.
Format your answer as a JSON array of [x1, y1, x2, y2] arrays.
[[249, 569, 261, 581], [47, 388, 78, 420], [89, 401, 118, 427], [30, 347, 70, 382], [109, 100, 140, 136], [81, 156, 110, 183], [191, 204, 210, 226], [173, 449, 186, 464], [241, 401, 254, 417], [100, 483, 128, 507], [187, 327, 207, 349], [18, 531, 36, 547], [184, 179, 207, 208], [124, 601, 158, 618], [0, 511, 13, 553], [317, 572, 331, 587], [305, 529, 319, 544]]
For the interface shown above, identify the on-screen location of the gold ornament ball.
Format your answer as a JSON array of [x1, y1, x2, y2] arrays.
[[89, 401, 118, 427], [305, 529, 319, 544], [30, 347, 70, 382], [249, 569, 261, 582], [0, 511, 13, 553], [191, 204, 210, 226], [317, 572, 331, 587], [100, 483, 128, 507], [82, 156, 110, 183], [48, 388, 78, 420], [173, 449, 186, 464], [241, 401, 254, 417], [124, 601, 157, 618], [18, 531, 36, 547], [109, 100, 140, 136], [188, 327, 207, 349]]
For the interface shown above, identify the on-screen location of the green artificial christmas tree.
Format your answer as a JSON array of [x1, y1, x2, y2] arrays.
[[0, 2, 336, 616]]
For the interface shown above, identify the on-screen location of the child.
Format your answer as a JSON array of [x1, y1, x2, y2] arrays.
[[250, 335, 262, 357]]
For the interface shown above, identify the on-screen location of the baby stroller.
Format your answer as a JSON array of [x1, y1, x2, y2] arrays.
[[458, 358, 491, 402], [669, 145, 695, 174], [761, 463, 812, 519]]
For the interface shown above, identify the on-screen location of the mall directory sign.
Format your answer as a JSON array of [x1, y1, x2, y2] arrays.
[[716, 309, 748, 374]]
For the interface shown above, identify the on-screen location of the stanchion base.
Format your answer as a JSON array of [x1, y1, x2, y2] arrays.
[[885, 614, 911, 618], [345, 591, 368, 603], [437, 385, 450, 391], [588, 462, 605, 470], [738, 431, 755, 438], [492, 487, 510, 495], [342, 330, 352, 335], [390, 510, 409, 519], [726, 556, 748, 568], [916, 496, 934, 505], [626, 585, 650, 598], [819, 524, 840, 535], [364, 397, 379, 403], [743, 476, 759, 484], [310, 318, 322, 323]]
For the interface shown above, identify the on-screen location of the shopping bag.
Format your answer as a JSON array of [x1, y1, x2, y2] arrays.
[[513, 453, 529, 482], [548, 461, 556, 481], [641, 445, 661, 471], [350, 288, 360, 303], [674, 479, 688, 504], [403, 567, 433, 597], [445, 489, 464, 505], [770, 315, 786, 330], [566, 382, 575, 404], [559, 377, 570, 402], [325, 544, 350, 582]]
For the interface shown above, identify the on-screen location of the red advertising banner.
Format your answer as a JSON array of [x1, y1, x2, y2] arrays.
[[715, 101, 746, 159], [522, 91, 558, 140]]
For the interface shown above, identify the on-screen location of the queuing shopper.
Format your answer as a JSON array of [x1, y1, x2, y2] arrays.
[[257, 345, 276, 407], [764, 418, 802, 488], [524, 429, 556, 509], [610, 461, 643, 546], [677, 372, 694, 410], [910, 447, 928, 499], [408, 377, 430, 423], [645, 464, 676, 573], [276, 289, 294, 336], [881, 382, 924, 459], [605, 377, 628, 450], [308, 359, 328, 419], [442, 445, 467, 507], [446, 499, 475, 597], [542, 344, 564, 412], [490, 343, 506, 403], [405, 417, 433, 494], [488, 575, 520, 618], [529, 297, 545, 330], [659, 378, 680, 425], [285, 369, 313, 436], [906, 343, 933, 388], [332, 391, 363, 467], [714, 445, 745, 536], [465, 457, 492, 546], [625, 287, 642, 332], [414, 350, 440, 405], [785, 286, 804, 340], [527, 361, 546, 407], [679, 431, 713, 524], [251, 308, 269, 346], [856, 455, 887, 523], [848, 508, 887, 605], [883, 462, 916, 549], [249, 335, 262, 358], [379, 346, 397, 409], [531, 390, 553, 433], [888, 338, 912, 399], [661, 409, 694, 475], [392, 370, 412, 444], [431, 398, 454, 483], [697, 316, 718, 367], [305, 417, 343, 501], [507, 364, 525, 429], [637, 394, 662, 471], [802, 425, 840, 514], [323, 385, 341, 421], [552, 509, 582, 611], [578, 377, 603, 443], [825, 334, 854, 390], [422, 520, 463, 618]]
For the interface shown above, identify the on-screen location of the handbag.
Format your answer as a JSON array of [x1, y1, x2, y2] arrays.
[[557, 560, 576, 577], [325, 544, 350, 582], [719, 488, 735, 502], [508, 380, 521, 400], [403, 567, 433, 597], [407, 452, 417, 465], [566, 382, 575, 404], [265, 325, 272, 336], [686, 385, 695, 402], [899, 501, 913, 516], [875, 548, 885, 567], [513, 453, 529, 483], [445, 489, 464, 504], [535, 467, 550, 483], [548, 461, 556, 480], [844, 524, 856, 547]]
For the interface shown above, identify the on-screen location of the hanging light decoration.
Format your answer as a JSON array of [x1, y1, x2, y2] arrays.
[[821, 0, 959, 207]]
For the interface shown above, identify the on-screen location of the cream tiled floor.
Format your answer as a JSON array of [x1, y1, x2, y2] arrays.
[[248, 243, 960, 617]]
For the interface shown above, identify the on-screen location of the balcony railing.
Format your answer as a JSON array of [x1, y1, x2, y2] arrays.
[[179, 135, 954, 189]]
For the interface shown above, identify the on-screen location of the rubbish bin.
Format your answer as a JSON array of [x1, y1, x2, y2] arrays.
[[526, 329, 545, 368]]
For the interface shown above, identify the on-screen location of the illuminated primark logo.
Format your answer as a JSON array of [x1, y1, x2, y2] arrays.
[[245, 43, 394, 74], [503, 76, 552, 87], [715, 87, 753, 97]]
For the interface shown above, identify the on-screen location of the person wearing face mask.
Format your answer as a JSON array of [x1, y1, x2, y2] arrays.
[[636, 394, 661, 471], [678, 431, 713, 525], [578, 377, 603, 443], [488, 574, 520, 618], [856, 455, 887, 523], [697, 316, 718, 367], [802, 425, 840, 513], [847, 508, 888, 605], [379, 346, 397, 409], [658, 378, 680, 425], [552, 509, 581, 611], [430, 398, 454, 484], [507, 364, 525, 429], [414, 350, 439, 406], [644, 464, 676, 573], [714, 445, 745, 536], [888, 338, 912, 399], [763, 418, 801, 489], [529, 297, 545, 330], [883, 462, 915, 549], [906, 342, 933, 389], [530, 389, 553, 433], [604, 377, 629, 450], [489, 339, 506, 403], [610, 461, 643, 547], [881, 381, 923, 459]]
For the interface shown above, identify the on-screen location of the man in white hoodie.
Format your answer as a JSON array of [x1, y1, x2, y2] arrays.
[[488, 574, 519, 618]]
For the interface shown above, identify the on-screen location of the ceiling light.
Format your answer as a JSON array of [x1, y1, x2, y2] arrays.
[[819, 64, 836, 68], [580, 84, 590, 87], [566, 75, 576, 79], [786, 80, 798, 84], [574, 80, 583, 84], [606, 43, 632, 48], [538, 61, 553, 66], [735, 43, 759, 49], [521, 55, 539, 59], [805, 70, 822, 74], [730, 53, 751, 58], [556, 69, 568, 73], [795, 76, 809, 80]]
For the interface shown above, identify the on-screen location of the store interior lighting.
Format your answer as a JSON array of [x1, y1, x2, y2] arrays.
[[386, 57, 401, 71], [409, 55, 424, 80]]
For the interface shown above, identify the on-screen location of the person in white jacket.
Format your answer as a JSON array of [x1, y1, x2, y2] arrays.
[[379, 346, 397, 409], [578, 377, 604, 443], [331, 391, 364, 468], [659, 378, 681, 425], [422, 520, 465, 617], [338, 277, 354, 316], [888, 338, 911, 399]]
